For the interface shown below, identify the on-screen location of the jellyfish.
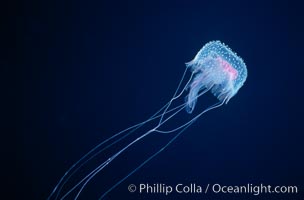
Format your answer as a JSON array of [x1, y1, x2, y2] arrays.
[[48, 40, 248, 200]]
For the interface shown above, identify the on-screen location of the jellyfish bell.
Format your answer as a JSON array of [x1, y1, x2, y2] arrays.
[[185, 41, 248, 113]]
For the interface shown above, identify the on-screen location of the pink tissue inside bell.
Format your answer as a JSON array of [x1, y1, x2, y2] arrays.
[[216, 57, 238, 80]]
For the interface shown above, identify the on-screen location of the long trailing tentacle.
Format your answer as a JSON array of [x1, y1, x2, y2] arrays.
[[52, 101, 189, 200], [65, 102, 192, 199], [99, 117, 194, 199], [159, 67, 194, 124], [71, 128, 155, 200], [155, 97, 226, 134], [97, 98, 227, 199], [62, 89, 217, 200], [51, 67, 219, 200], [48, 103, 167, 200], [49, 68, 193, 200]]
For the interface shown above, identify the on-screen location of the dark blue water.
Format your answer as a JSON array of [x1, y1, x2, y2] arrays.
[[13, 0, 304, 199]]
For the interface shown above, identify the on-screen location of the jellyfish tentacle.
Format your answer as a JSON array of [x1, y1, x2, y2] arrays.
[[155, 98, 226, 134], [66, 74, 227, 199], [72, 129, 156, 200], [50, 100, 183, 200], [157, 87, 212, 128], [58, 85, 213, 199], [55, 102, 190, 200], [57, 87, 226, 199], [59, 160, 109, 200], [49, 104, 167, 200], [52, 102, 189, 200], [97, 98, 227, 199], [155, 87, 212, 135], [62, 96, 191, 198], [98, 119, 194, 200], [66, 88, 214, 199], [159, 68, 194, 124], [50, 66, 196, 200], [50, 67, 198, 200], [52, 70, 198, 199]]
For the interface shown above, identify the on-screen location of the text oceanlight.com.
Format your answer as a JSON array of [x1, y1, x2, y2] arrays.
[[128, 183, 298, 196]]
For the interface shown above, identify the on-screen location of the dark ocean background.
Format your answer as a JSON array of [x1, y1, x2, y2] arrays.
[[10, 0, 304, 199]]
